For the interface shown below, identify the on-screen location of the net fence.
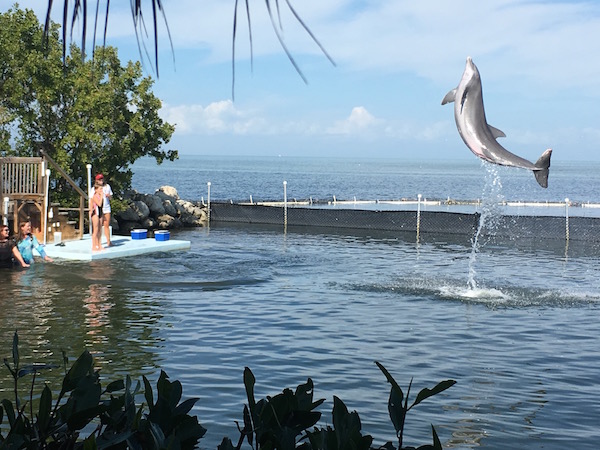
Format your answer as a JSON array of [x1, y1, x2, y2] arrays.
[[209, 202, 598, 242]]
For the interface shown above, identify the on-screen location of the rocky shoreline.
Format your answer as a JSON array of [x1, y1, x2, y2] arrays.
[[112, 186, 208, 234]]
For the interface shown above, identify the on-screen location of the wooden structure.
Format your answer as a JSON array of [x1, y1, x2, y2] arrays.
[[1, 152, 87, 241]]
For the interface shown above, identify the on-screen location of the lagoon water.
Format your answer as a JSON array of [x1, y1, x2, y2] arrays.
[[2, 155, 600, 449]]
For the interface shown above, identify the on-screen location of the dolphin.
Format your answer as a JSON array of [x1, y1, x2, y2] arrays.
[[442, 57, 552, 188]]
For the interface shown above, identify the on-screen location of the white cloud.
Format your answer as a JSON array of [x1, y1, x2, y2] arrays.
[[327, 106, 378, 135], [161, 100, 268, 134]]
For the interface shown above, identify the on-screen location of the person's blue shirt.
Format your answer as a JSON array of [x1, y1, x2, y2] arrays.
[[17, 235, 47, 264]]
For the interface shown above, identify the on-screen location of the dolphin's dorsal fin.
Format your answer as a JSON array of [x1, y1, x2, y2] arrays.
[[441, 89, 456, 105], [488, 125, 506, 139]]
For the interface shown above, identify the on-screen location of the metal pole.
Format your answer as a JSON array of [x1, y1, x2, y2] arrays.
[[86, 164, 92, 237], [86, 164, 92, 197], [565, 198, 570, 241], [207, 182, 211, 223], [3, 197, 8, 226], [283, 181, 288, 229], [44, 169, 51, 245], [416, 193, 422, 241]]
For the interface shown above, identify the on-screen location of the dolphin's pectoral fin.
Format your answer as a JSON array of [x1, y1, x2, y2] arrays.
[[441, 89, 456, 105], [533, 148, 552, 188], [488, 125, 506, 139]]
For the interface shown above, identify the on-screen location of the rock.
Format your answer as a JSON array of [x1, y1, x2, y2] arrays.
[[156, 214, 176, 229], [113, 186, 207, 234], [143, 194, 166, 216], [141, 217, 156, 229], [117, 200, 150, 222], [176, 199, 203, 217], [155, 186, 179, 201], [162, 199, 178, 217]]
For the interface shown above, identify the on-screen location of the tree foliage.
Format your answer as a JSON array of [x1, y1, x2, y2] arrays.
[[0, 5, 177, 204]]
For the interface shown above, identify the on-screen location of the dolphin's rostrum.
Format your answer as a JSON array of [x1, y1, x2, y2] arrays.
[[442, 57, 552, 188]]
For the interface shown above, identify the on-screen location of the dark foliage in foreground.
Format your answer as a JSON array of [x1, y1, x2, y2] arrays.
[[1, 332, 455, 449]]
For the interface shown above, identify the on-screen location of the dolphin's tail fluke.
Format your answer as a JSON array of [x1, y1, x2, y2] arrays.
[[533, 148, 552, 188]]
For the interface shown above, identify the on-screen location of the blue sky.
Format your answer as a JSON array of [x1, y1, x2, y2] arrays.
[[19, 1, 600, 161]]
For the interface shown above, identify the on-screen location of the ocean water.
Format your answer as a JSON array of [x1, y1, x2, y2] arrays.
[[2, 155, 600, 449], [130, 155, 600, 204]]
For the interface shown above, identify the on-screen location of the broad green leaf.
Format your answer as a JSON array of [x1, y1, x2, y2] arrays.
[[375, 361, 404, 404], [411, 380, 456, 409], [173, 397, 199, 416], [60, 350, 93, 395], [105, 379, 125, 393], [1, 399, 15, 426], [143, 375, 154, 409], [38, 385, 52, 431], [243, 367, 257, 411]]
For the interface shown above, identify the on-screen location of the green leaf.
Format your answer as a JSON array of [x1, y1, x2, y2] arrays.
[[388, 382, 406, 436], [143, 375, 154, 409], [1, 399, 16, 426], [105, 379, 125, 393], [217, 437, 236, 450], [411, 380, 456, 409], [3, 358, 16, 378], [243, 366, 257, 412], [60, 350, 93, 395], [11, 331, 19, 369], [173, 397, 199, 416], [375, 361, 404, 404], [156, 370, 182, 409], [38, 385, 53, 431], [83, 433, 97, 450]]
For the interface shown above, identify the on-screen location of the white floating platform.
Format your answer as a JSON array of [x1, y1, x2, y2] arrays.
[[44, 234, 191, 261]]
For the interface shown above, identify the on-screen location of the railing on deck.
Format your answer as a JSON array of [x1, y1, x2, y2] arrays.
[[0, 157, 44, 199], [1, 153, 87, 240]]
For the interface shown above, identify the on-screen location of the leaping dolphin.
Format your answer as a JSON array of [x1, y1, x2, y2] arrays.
[[442, 57, 552, 188]]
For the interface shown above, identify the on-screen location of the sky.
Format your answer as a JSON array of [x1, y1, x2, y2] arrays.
[[13, 0, 600, 161]]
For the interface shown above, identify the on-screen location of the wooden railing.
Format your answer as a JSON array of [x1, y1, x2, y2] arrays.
[[0, 157, 44, 199], [1, 153, 88, 240], [39, 150, 87, 239]]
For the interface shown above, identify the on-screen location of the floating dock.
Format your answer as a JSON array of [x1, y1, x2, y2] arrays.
[[44, 234, 191, 261]]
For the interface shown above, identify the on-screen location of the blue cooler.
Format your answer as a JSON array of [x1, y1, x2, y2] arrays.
[[131, 229, 147, 240], [155, 230, 170, 241]]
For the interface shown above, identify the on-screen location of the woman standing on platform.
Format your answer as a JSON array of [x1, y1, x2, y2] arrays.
[[89, 182, 105, 251]]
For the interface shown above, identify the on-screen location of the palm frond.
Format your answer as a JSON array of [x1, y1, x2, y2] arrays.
[[44, 0, 334, 96]]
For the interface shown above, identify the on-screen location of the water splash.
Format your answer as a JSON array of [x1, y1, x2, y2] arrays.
[[467, 163, 505, 290]]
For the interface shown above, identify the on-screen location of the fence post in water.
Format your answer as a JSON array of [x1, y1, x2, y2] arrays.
[[565, 198, 570, 241], [283, 181, 288, 228], [207, 182, 211, 223], [416, 194, 422, 240]]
